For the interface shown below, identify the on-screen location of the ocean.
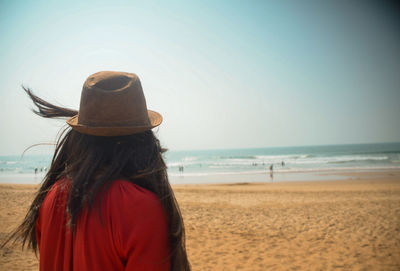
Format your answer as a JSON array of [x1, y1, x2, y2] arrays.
[[1, 142, 400, 184]]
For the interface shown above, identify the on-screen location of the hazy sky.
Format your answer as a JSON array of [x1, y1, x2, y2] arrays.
[[1, 0, 399, 155]]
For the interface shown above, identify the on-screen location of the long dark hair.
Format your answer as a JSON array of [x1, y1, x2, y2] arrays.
[[3, 87, 191, 270]]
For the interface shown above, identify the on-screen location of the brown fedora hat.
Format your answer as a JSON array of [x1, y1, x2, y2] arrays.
[[66, 71, 162, 136]]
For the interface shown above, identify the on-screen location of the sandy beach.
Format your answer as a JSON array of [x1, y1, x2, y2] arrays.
[[1, 170, 399, 270]]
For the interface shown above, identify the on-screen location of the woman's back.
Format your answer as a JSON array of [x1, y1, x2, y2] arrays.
[[37, 178, 170, 271]]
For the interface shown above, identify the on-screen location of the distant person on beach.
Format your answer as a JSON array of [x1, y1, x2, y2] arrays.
[[3, 71, 191, 270], [269, 164, 274, 180], [34, 168, 38, 175], [281, 161, 285, 167]]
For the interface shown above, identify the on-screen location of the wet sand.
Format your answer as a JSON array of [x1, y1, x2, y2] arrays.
[[1, 171, 400, 270]]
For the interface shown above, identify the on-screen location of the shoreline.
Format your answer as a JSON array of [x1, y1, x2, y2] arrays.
[[1, 168, 400, 185], [2, 169, 399, 188], [168, 168, 400, 185]]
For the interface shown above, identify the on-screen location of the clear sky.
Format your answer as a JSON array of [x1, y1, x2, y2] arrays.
[[0, 0, 399, 155]]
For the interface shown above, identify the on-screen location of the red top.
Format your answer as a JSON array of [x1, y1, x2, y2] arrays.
[[36, 178, 170, 271]]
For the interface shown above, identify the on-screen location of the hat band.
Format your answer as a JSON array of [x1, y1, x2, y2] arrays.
[[78, 116, 150, 127]]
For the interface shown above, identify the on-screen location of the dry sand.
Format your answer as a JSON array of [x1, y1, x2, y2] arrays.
[[1, 171, 400, 270]]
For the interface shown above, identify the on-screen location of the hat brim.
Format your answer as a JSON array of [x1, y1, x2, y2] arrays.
[[66, 110, 162, 136]]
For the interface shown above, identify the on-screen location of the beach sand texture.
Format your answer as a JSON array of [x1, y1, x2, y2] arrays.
[[1, 171, 400, 270]]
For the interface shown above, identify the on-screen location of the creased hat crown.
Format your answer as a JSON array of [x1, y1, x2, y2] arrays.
[[66, 71, 162, 136]]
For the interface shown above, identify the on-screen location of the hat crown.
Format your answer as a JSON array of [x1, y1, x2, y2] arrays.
[[67, 71, 162, 136], [78, 71, 150, 127]]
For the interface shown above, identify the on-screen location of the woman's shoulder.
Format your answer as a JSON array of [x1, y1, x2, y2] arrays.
[[105, 179, 160, 208], [102, 180, 167, 237]]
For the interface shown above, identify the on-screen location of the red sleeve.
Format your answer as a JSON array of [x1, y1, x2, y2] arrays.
[[107, 181, 170, 271]]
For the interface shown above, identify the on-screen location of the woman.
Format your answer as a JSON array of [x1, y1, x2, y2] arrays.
[[5, 71, 191, 270]]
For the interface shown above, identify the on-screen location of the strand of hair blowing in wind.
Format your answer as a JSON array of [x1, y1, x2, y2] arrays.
[[2, 88, 191, 271]]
